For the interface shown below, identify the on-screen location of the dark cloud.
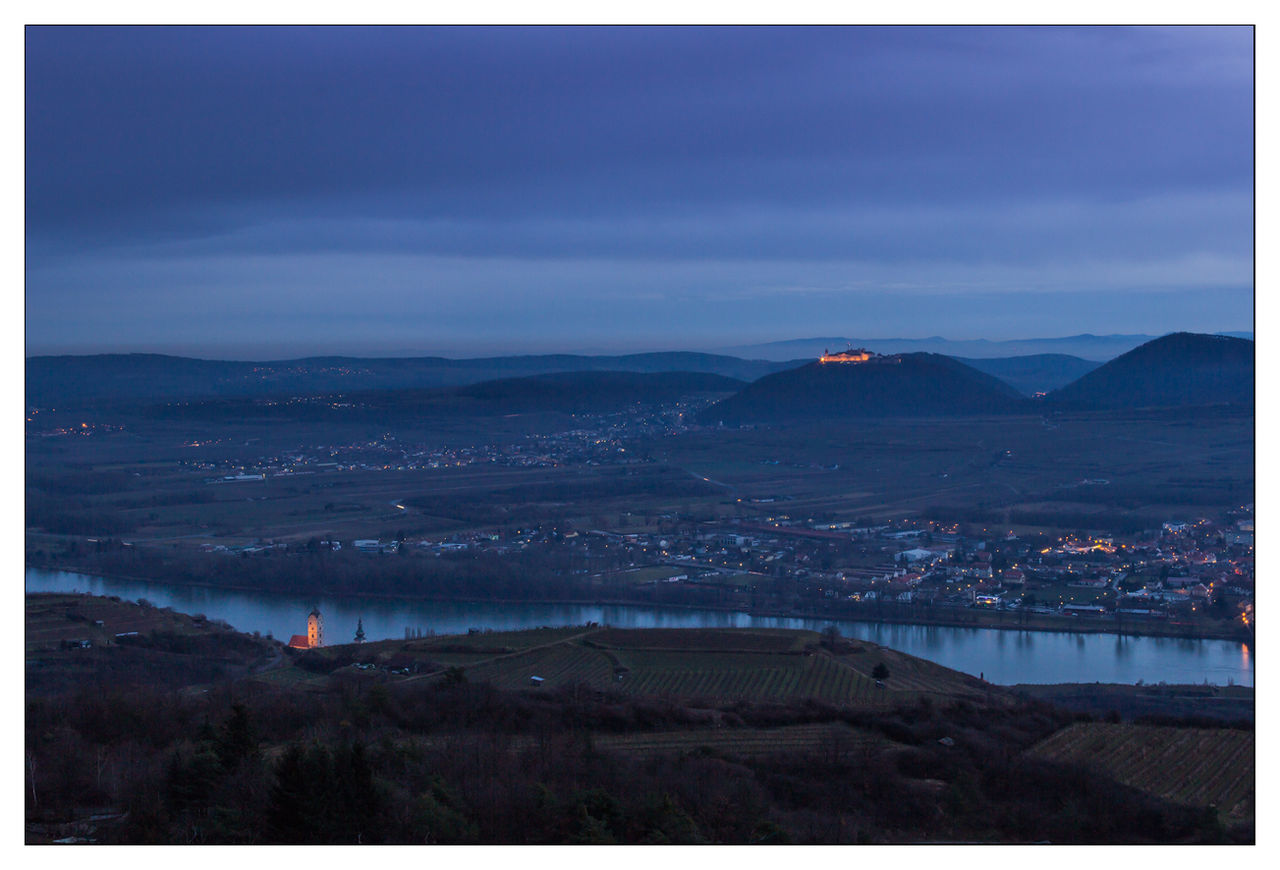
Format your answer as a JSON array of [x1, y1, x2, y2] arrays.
[[25, 25, 1254, 354]]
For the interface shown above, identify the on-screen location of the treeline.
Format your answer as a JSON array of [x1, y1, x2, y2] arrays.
[[26, 678, 1246, 844], [30, 543, 747, 610], [38, 544, 599, 602]]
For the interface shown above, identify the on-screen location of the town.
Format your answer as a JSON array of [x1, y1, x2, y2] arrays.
[[197, 505, 1253, 636], [28, 383, 1254, 641]]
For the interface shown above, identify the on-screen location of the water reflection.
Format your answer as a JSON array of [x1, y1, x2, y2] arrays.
[[1113, 636, 1131, 660], [26, 568, 1253, 687]]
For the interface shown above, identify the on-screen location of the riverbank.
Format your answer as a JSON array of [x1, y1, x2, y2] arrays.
[[28, 565, 1252, 687], [29, 562, 1249, 643]]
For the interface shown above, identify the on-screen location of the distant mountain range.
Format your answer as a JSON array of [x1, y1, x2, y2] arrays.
[[25, 351, 794, 408], [143, 370, 749, 424], [720, 332, 1254, 362], [26, 333, 1254, 419], [954, 354, 1102, 396]]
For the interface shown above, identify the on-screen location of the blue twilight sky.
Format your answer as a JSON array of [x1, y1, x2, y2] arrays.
[[25, 25, 1254, 359]]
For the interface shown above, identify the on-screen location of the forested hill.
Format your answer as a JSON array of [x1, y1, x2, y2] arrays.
[[1046, 333, 1254, 409], [699, 353, 1026, 424], [25, 351, 795, 408]]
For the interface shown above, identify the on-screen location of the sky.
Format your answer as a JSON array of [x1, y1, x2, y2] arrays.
[[24, 24, 1255, 359]]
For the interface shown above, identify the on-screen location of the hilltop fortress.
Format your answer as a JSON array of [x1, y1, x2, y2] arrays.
[[818, 347, 900, 365]]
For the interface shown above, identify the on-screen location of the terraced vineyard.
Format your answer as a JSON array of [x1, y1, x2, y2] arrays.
[[462, 641, 614, 690], [835, 643, 988, 698], [611, 648, 884, 704], [1028, 722, 1254, 820], [322, 626, 1007, 710]]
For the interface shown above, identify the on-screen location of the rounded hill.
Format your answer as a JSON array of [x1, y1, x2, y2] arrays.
[[1046, 332, 1253, 409], [697, 353, 1025, 424]]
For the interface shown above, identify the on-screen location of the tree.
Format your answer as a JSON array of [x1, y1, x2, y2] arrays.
[[872, 662, 890, 681], [820, 624, 841, 649], [215, 703, 258, 770]]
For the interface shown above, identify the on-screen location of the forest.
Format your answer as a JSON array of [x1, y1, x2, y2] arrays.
[[26, 674, 1246, 844]]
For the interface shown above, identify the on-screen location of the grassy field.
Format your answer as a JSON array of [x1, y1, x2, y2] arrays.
[[1028, 722, 1254, 821], [653, 411, 1253, 526]]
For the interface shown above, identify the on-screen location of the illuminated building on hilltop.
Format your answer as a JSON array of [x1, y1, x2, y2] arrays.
[[287, 607, 324, 649], [819, 347, 872, 364]]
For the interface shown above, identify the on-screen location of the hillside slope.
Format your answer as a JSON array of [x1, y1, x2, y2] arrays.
[[699, 353, 1025, 423], [1047, 333, 1253, 409]]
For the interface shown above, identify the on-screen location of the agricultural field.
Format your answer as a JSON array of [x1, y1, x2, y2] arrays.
[[832, 641, 992, 696], [297, 625, 998, 709], [29, 402, 1253, 557], [653, 410, 1253, 525], [610, 648, 883, 705], [1028, 722, 1254, 821], [462, 642, 615, 691]]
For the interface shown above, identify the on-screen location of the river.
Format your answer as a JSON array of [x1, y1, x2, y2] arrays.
[[26, 568, 1253, 687]]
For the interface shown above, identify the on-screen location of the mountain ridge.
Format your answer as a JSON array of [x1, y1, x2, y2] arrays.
[[721, 332, 1253, 362], [25, 351, 798, 408]]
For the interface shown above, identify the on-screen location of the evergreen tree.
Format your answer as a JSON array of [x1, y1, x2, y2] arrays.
[[215, 703, 257, 771]]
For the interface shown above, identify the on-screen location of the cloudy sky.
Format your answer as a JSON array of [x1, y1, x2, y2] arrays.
[[25, 25, 1254, 359]]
